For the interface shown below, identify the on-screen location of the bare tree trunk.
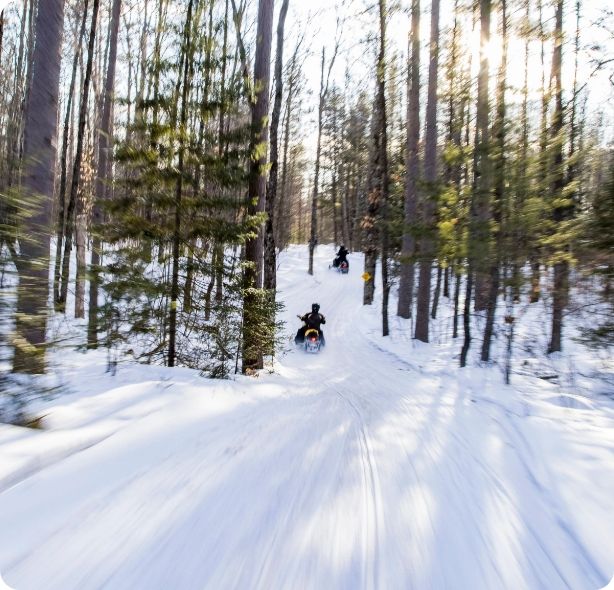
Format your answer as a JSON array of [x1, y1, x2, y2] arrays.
[[415, 0, 440, 343], [376, 0, 390, 336], [88, 0, 122, 348], [277, 58, 294, 248], [74, 214, 86, 318], [460, 270, 473, 367], [60, 0, 101, 312], [54, 0, 90, 308], [205, 248, 217, 321], [548, 0, 567, 354], [462, 0, 491, 364], [169, 0, 195, 368], [263, 0, 289, 293], [431, 265, 442, 319], [470, 0, 492, 313], [242, 0, 274, 373], [481, 0, 507, 362], [397, 0, 420, 319], [453, 271, 461, 338], [13, 0, 65, 374], [308, 39, 338, 274], [309, 49, 325, 276]]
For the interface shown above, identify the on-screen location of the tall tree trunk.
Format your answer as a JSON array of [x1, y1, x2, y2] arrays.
[[414, 0, 440, 343], [88, 0, 122, 348], [452, 271, 461, 338], [263, 0, 289, 293], [59, 0, 100, 312], [376, 0, 390, 336], [531, 0, 549, 305], [512, 0, 531, 303], [460, 270, 473, 367], [54, 0, 90, 309], [13, 0, 65, 374], [74, 214, 86, 318], [431, 265, 442, 319], [462, 0, 491, 364], [397, 0, 420, 319], [309, 48, 325, 276], [548, 0, 567, 354], [277, 54, 295, 248], [481, 0, 507, 362], [471, 0, 492, 313], [168, 0, 195, 368], [242, 0, 274, 373]]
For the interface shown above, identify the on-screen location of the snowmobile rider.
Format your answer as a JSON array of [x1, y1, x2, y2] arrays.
[[295, 303, 326, 345], [333, 245, 349, 268]]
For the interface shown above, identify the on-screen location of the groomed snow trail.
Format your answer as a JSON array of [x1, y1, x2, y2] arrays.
[[1, 246, 612, 590]]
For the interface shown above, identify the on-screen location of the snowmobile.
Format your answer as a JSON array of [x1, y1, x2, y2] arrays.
[[330, 258, 349, 274], [295, 315, 323, 353], [303, 328, 322, 353]]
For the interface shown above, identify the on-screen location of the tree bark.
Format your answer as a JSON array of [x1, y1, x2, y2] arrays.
[[88, 0, 122, 348], [60, 0, 101, 312], [13, 0, 65, 374], [263, 0, 289, 293], [470, 0, 492, 313], [376, 0, 390, 336], [242, 0, 274, 373], [548, 0, 567, 354], [54, 0, 90, 309], [414, 0, 440, 343], [397, 0, 420, 319], [168, 0, 195, 368], [481, 0, 507, 362], [309, 48, 326, 276]]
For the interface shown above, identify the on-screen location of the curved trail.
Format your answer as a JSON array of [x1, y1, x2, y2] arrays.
[[0, 246, 609, 590]]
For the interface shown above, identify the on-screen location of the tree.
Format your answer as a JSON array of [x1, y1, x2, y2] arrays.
[[88, 0, 122, 349], [242, 0, 274, 373], [13, 0, 66, 373], [375, 0, 391, 334], [481, 0, 508, 362], [397, 0, 420, 319], [414, 0, 441, 343], [264, 0, 290, 293], [548, 0, 567, 353], [461, 0, 491, 367], [308, 40, 339, 276], [59, 0, 101, 314], [53, 0, 91, 310]]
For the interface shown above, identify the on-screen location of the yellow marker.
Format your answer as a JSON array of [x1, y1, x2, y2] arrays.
[[362, 272, 372, 282]]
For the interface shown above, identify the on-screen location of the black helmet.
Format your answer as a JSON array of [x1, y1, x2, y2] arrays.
[[312, 303, 320, 313]]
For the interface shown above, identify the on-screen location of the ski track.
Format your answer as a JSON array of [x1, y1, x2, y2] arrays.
[[0, 246, 611, 589]]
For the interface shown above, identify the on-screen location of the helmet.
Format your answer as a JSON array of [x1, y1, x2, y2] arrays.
[[312, 303, 320, 313]]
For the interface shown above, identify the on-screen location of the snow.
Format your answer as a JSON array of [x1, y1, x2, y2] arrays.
[[1, 244, 613, 589]]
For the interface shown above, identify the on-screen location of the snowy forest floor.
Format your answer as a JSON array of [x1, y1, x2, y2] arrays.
[[0, 245, 613, 590]]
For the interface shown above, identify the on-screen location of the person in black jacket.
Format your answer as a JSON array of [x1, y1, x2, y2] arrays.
[[333, 245, 349, 269], [295, 303, 326, 345]]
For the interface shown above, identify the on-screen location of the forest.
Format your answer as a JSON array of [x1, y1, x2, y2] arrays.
[[0, 1, 613, 588], [0, 0, 612, 385]]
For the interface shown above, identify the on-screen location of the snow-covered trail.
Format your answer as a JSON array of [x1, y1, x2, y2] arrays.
[[0, 246, 612, 589]]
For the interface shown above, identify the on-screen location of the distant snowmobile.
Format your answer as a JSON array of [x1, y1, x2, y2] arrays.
[[330, 245, 350, 274], [336, 260, 349, 274]]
